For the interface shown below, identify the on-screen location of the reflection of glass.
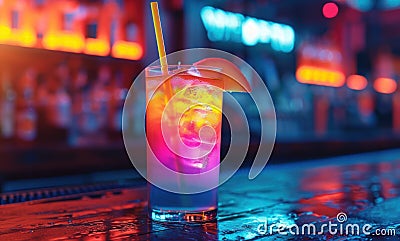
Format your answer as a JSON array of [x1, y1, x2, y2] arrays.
[[146, 65, 223, 222], [149, 221, 218, 240]]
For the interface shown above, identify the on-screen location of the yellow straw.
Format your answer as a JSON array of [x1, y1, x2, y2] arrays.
[[151, 2, 168, 74], [150, 2, 181, 181]]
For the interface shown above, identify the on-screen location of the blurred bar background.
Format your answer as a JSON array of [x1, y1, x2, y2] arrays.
[[0, 0, 400, 191]]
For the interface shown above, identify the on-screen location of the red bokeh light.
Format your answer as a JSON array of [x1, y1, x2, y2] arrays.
[[373, 77, 397, 94], [347, 75, 368, 90], [323, 2, 339, 19]]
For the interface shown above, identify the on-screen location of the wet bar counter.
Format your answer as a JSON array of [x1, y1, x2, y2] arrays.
[[0, 149, 400, 240]]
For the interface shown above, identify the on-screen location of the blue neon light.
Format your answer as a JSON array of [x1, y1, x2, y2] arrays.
[[200, 6, 295, 53]]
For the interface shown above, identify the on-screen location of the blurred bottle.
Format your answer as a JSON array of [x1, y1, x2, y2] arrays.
[[56, 62, 70, 91], [36, 63, 71, 143], [15, 69, 37, 142], [88, 65, 110, 143], [108, 70, 127, 140], [358, 90, 376, 127], [393, 90, 400, 134], [0, 72, 16, 142], [69, 68, 89, 146], [314, 92, 329, 136], [70, 67, 109, 146]]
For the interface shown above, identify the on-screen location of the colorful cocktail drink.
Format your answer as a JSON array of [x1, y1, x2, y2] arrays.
[[146, 65, 223, 222], [146, 1, 252, 223]]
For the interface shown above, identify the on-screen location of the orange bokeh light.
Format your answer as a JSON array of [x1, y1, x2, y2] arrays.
[[43, 32, 85, 53], [296, 65, 345, 87], [0, 25, 37, 47], [347, 74, 368, 90], [373, 77, 397, 94], [84, 38, 110, 56], [111, 41, 143, 60], [0, 25, 12, 41]]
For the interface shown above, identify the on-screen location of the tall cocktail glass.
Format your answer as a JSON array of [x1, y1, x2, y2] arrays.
[[146, 65, 223, 222]]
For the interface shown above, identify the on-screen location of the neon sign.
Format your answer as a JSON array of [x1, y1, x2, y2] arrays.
[[200, 6, 295, 53], [0, 0, 144, 60], [296, 43, 345, 87], [296, 65, 345, 87]]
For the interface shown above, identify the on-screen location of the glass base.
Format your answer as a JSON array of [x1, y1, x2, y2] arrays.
[[149, 208, 217, 223]]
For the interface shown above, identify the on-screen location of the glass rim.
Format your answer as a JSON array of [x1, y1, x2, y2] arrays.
[[145, 64, 221, 72]]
